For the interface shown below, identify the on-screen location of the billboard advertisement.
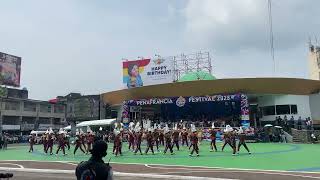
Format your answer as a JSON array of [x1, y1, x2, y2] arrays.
[[123, 58, 174, 88], [0, 52, 21, 87]]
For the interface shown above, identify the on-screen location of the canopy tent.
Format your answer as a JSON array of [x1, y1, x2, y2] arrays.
[[64, 118, 116, 130], [178, 71, 216, 82]]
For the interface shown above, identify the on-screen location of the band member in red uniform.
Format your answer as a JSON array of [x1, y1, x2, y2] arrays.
[[128, 130, 135, 151], [210, 129, 217, 152], [181, 129, 189, 147], [172, 130, 180, 151], [189, 128, 199, 157], [65, 134, 70, 151], [86, 133, 94, 154], [114, 130, 122, 156], [74, 134, 86, 155], [237, 127, 251, 154], [46, 133, 54, 155], [163, 129, 174, 155], [134, 130, 143, 155], [145, 129, 155, 155], [159, 131, 165, 146], [230, 131, 237, 155], [153, 129, 160, 152], [222, 125, 236, 155], [28, 134, 35, 153], [42, 133, 48, 152], [56, 133, 66, 155]]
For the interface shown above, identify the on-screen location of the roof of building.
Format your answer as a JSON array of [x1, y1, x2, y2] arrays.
[[101, 78, 320, 105]]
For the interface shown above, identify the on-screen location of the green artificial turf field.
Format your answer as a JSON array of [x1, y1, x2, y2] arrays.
[[1, 142, 319, 172]]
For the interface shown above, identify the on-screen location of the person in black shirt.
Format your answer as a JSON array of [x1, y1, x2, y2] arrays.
[[76, 140, 113, 180]]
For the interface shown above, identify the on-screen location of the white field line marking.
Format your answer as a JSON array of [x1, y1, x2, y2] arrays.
[[0, 163, 24, 169], [2, 159, 320, 175], [0, 167, 236, 180], [156, 170, 320, 179]]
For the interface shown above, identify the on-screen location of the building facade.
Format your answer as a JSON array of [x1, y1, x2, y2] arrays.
[[0, 88, 66, 134]]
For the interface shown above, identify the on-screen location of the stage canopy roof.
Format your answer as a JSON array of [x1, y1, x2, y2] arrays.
[[102, 78, 320, 105]]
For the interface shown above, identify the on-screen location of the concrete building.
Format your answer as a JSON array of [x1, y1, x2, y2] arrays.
[[0, 88, 66, 134]]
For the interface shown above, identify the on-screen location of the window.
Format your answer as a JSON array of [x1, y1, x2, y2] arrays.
[[54, 105, 65, 113], [276, 105, 290, 115], [24, 102, 36, 112], [290, 105, 298, 114], [262, 106, 275, 116], [40, 104, 51, 113], [4, 101, 20, 110]]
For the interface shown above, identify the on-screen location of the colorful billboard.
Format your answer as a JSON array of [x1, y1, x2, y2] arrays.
[[123, 58, 174, 88], [0, 52, 21, 87]]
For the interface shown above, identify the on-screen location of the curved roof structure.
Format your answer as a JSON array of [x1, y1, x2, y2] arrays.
[[102, 78, 320, 105]]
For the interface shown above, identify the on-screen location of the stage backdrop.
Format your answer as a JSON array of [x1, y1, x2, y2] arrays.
[[0, 52, 21, 87], [123, 58, 174, 89], [122, 93, 250, 127]]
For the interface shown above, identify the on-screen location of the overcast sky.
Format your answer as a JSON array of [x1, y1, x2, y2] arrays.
[[0, 0, 319, 100]]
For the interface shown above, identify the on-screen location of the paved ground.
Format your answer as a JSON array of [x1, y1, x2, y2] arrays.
[[1, 161, 320, 180]]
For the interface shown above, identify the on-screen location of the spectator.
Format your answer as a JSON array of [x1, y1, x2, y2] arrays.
[[298, 117, 302, 130], [280, 129, 286, 143], [311, 133, 317, 144], [75, 140, 113, 180]]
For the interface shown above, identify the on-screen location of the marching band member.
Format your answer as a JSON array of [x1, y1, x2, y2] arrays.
[[74, 130, 86, 155], [28, 133, 35, 153], [145, 128, 155, 155], [189, 124, 199, 157], [172, 124, 180, 151], [152, 124, 160, 152], [210, 122, 218, 152], [163, 125, 174, 155], [181, 126, 189, 147], [237, 126, 251, 154], [134, 125, 143, 155], [46, 128, 54, 155], [56, 129, 67, 156]]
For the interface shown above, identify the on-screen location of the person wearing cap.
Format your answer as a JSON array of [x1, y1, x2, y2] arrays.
[[75, 140, 113, 180]]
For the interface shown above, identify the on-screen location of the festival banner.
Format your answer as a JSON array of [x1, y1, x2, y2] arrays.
[[122, 58, 174, 89], [126, 94, 241, 107]]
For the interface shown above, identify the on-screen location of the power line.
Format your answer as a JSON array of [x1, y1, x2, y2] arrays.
[[268, 0, 276, 76]]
